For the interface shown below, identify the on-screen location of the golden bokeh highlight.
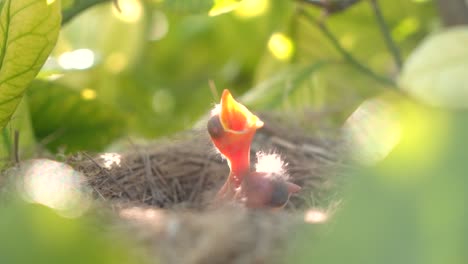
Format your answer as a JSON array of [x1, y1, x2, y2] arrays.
[[268, 32, 294, 61], [112, 0, 143, 23], [234, 0, 269, 18], [81, 88, 97, 100]]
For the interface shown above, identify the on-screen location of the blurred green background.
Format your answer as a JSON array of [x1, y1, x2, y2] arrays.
[[22, 0, 437, 154], [1, 0, 468, 263]]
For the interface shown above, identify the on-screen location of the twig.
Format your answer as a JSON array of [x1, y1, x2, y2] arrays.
[[369, 0, 403, 70], [13, 130, 19, 165], [299, 10, 396, 87], [301, 0, 361, 15], [82, 151, 135, 199], [62, 0, 111, 26]]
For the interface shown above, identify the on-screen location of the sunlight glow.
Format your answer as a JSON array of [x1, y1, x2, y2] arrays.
[[392, 16, 420, 41], [58, 49, 95, 70], [234, 0, 269, 18], [46, 0, 55, 5], [344, 98, 402, 165], [209, 0, 241, 16], [81, 88, 97, 100], [119, 207, 166, 230], [105, 52, 128, 73], [112, 0, 143, 23], [100, 153, 122, 169], [18, 159, 91, 218], [268, 33, 294, 61], [149, 11, 169, 41], [255, 152, 287, 178], [304, 209, 328, 224]]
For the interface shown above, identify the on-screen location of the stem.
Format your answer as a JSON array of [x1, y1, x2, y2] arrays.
[[62, 0, 112, 26], [300, 10, 396, 87], [369, 0, 403, 70]]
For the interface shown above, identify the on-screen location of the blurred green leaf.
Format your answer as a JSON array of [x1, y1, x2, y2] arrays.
[[399, 27, 468, 108], [287, 104, 468, 264], [156, 0, 213, 14], [0, 200, 145, 264], [27, 80, 126, 153], [0, 0, 61, 130], [243, 61, 329, 109]]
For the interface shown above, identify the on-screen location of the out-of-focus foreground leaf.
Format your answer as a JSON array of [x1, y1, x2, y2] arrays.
[[399, 26, 468, 109], [0, 0, 61, 130], [0, 200, 144, 264], [287, 102, 468, 264], [27, 80, 125, 153]]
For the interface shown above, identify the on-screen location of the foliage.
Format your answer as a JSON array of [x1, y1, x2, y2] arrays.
[[0, 0, 61, 129], [1, 0, 468, 263], [287, 102, 468, 264], [0, 199, 146, 264], [399, 26, 468, 108]]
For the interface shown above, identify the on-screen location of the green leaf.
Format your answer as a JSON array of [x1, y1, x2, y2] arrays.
[[0, 200, 145, 264], [287, 105, 468, 264], [243, 61, 329, 109], [155, 0, 213, 14], [399, 27, 468, 109], [27, 80, 126, 153], [0, 0, 61, 130]]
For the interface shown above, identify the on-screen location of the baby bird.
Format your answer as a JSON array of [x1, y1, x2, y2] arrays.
[[207, 89, 300, 208]]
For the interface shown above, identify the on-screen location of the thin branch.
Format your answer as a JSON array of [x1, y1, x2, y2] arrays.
[[13, 130, 19, 165], [369, 0, 402, 70], [301, 0, 361, 15], [299, 10, 396, 87], [62, 0, 112, 26]]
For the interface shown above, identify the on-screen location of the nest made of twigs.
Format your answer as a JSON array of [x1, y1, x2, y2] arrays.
[[66, 113, 344, 264]]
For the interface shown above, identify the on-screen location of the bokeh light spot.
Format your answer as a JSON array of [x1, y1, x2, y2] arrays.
[[112, 0, 143, 23], [304, 209, 328, 224], [149, 11, 169, 41], [16, 159, 91, 218], [105, 52, 128, 73], [58, 49, 95, 70], [344, 98, 402, 165], [268, 32, 294, 61], [234, 0, 269, 18], [100, 153, 122, 169], [81, 88, 97, 100]]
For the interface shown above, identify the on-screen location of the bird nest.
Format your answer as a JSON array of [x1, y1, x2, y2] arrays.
[[65, 113, 343, 264]]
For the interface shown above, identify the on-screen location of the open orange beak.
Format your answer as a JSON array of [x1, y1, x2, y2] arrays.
[[208, 90, 263, 187], [218, 90, 264, 134]]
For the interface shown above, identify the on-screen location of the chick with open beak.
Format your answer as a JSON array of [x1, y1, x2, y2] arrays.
[[207, 89, 301, 208], [208, 90, 263, 199]]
